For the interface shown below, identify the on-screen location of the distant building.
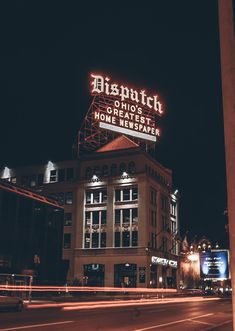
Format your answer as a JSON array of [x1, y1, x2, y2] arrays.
[[0, 180, 65, 283], [0, 135, 180, 288]]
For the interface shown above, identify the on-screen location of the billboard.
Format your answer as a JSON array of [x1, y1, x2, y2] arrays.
[[90, 74, 163, 143], [200, 250, 229, 279]]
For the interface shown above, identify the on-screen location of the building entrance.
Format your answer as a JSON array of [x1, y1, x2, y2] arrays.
[[83, 264, 105, 286], [114, 263, 137, 287]]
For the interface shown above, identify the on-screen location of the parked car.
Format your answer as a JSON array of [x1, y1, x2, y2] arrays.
[[202, 289, 216, 296], [0, 292, 24, 312]]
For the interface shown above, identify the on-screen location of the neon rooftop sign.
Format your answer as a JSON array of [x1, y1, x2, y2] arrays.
[[91, 74, 163, 115], [90, 74, 164, 143]]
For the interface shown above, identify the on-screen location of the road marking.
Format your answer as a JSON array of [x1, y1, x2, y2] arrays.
[[134, 313, 214, 330], [0, 321, 74, 331], [189, 319, 215, 326]]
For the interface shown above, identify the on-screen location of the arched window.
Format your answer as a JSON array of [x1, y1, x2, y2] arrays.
[[102, 165, 109, 177], [111, 164, 117, 176], [119, 163, 126, 174], [128, 161, 136, 174], [85, 167, 92, 179]]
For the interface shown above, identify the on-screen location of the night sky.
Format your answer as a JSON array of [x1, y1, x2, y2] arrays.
[[0, 1, 228, 246]]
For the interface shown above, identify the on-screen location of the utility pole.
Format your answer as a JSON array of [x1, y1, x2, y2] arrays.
[[218, 0, 235, 328]]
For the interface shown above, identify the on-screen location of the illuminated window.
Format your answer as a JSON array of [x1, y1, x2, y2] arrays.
[[64, 213, 72, 226], [50, 170, 57, 182], [11, 177, 16, 184], [63, 233, 71, 249]]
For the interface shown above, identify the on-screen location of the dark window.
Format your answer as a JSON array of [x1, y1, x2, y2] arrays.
[[93, 211, 99, 225], [21, 176, 29, 187], [128, 161, 136, 174], [101, 232, 106, 247], [111, 164, 117, 176], [94, 166, 100, 176], [101, 190, 107, 203], [38, 174, 44, 186], [66, 168, 74, 181], [85, 167, 92, 179], [120, 163, 126, 174], [58, 169, 65, 182], [123, 209, 130, 224], [92, 233, 99, 248], [115, 232, 120, 247], [86, 191, 91, 204], [122, 231, 130, 247], [65, 192, 73, 204], [132, 187, 138, 200], [101, 211, 106, 224], [93, 191, 100, 204], [115, 189, 121, 202], [132, 208, 138, 223], [63, 233, 71, 249], [102, 165, 109, 177], [115, 210, 121, 224], [132, 231, 138, 246], [64, 213, 72, 226], [123, 189, 130, 201], [57, 192, 64, 205]]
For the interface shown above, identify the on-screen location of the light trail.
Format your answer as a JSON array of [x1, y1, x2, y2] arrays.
[[26, 296, 220, 310], [0, 284, 177, 294]]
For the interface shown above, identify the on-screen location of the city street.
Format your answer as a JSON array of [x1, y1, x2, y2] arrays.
[[0, 297, 232, 331]]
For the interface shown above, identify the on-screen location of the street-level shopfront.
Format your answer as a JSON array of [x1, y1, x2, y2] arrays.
[[75, 249, 179, 288]]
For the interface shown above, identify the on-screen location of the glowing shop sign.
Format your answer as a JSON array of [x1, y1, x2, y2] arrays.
[[151, 256, 178, 268], [90, 74, 163, 142]]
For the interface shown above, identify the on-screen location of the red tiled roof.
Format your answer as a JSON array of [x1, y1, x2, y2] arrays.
[[96, 135, 139, 153]]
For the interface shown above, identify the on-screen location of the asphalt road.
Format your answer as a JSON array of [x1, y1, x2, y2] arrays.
[[0, 297, 232, 331]]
